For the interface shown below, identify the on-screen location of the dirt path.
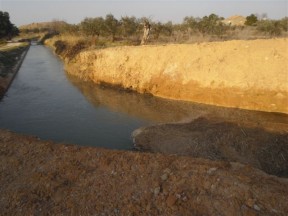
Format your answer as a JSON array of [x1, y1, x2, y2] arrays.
[[0, 129, 287, 215]]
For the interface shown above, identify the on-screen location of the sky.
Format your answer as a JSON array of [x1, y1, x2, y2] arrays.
[[1, 0, 287, 27]]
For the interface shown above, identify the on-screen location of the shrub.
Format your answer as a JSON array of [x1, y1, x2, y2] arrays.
[[279, 17, 288, 31], [245, 14, 258, 26], [257, 20, 282, 36]]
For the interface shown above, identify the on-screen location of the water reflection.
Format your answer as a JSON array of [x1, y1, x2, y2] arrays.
[[67, 74, 288, 132]]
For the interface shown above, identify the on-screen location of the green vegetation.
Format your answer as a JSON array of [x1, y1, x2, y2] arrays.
[[257, 17, 288, 36], [245, 14, 258, 26], [0, 11, 19, 40]]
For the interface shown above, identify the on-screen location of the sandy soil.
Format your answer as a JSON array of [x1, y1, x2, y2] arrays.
[[45, 38, 288, 113], [1, 129, 288, 215]]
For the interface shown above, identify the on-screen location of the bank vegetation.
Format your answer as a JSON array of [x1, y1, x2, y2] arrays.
[[20, 13, 288, 47]]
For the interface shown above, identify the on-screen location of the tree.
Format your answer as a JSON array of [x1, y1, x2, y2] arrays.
[[104, 14, 119, 41], [120, 16, 139, 38], [279, 17, 288, 31], [257, 20, 282, 36], [62, 24, 79, 35], [80, 17, 105, 37], [183, 16, 198, 31], [162, 21, 173, 36], [152, 22, 164, 39], [197, 14, 227, 36], [245, 14, 258, 26], [0, 11, 19, 39]]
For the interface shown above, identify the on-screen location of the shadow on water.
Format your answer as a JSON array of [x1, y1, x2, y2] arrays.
[[66, 73, 288, 132]]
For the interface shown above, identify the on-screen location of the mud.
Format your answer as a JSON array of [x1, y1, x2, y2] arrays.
[[133, 117, 288, 177], [1, 129, 288, 215]]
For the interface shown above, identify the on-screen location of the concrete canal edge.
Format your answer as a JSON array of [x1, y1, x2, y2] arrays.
[[0, 43, 30, 99]]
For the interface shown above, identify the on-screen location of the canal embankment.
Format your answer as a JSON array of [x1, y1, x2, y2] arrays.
[[0, 42, 30, 99], [43, 36, 288, 176], [46, 37, 288, 114]]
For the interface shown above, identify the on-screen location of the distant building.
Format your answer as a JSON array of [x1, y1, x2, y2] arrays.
[[222, 15, 246, 26]]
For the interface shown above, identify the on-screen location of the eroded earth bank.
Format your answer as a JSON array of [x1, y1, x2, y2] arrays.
[[46, 38, 288, 113]]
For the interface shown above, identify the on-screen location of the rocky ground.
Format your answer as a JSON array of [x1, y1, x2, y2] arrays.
[[1, 129, 288, 215]]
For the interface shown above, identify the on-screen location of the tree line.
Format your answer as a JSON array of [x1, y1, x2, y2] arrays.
[[245, 14, 288, 36], [0, 11, 19, 40], [21, 13, 288, 43]]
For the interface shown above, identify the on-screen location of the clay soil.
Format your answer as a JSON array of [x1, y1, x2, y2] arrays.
[[1, 129, 288, 215]]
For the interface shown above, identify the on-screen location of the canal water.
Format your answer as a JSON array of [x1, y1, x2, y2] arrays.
[[0, 45, 153, 149], [0, 45, 287, 150]]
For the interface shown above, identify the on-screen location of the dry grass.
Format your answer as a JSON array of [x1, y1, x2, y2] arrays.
[[47, 34, 87, 46]]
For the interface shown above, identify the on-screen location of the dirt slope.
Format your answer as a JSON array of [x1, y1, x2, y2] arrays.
[[49, 38, 288, 113], [1, 129, 288, 215]]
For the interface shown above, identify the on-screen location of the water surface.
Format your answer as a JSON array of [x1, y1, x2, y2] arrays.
[[0, 45, 151, 149]]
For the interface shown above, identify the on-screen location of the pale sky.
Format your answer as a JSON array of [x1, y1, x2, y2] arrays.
[[1, 0, 287, 27]]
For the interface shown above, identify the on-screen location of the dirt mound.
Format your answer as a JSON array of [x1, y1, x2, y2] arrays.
[[1, 129, 288, 215], [54, 38, 288, 113], [133, 117, 288, 177]]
